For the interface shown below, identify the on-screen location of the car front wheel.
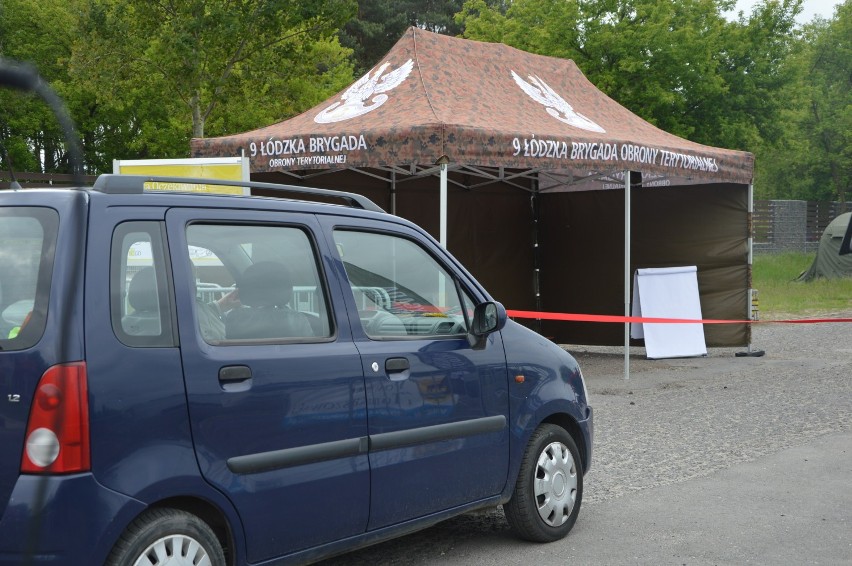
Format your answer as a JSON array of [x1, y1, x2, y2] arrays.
[[504, 424, 583, 542]]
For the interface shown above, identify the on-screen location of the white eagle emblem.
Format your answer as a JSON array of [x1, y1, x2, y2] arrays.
[[315, 59, 415, 124], [511, 71, 605, 133]]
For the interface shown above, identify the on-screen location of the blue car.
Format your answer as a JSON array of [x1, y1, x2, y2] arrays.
[[0, 175, 592, 565]]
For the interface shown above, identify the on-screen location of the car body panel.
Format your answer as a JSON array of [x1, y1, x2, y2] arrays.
[[0, 191, 86, 523], [165, 208, 370, 562], [316, 215, 512, 529], [0, 185, 592, 565]]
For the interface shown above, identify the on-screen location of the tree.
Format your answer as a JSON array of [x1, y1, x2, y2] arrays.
[[340, 0, 466, 74], [800, 0, 851, 205], [1, 0, 357, 175], [755, 1, 851, 204], [0, 0, 77, 173], [711, 0, 802, 151], [457, 0, 802, 153], [71, 0, 357, 142]]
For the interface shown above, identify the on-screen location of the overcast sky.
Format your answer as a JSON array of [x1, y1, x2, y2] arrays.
[[729, 0, 842, 23]]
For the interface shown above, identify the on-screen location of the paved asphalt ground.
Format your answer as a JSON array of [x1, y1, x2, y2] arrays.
[[319, 311, 852, 565]]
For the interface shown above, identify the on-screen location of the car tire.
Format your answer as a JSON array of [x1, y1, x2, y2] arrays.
[[504, 424, 583, 542], [106, 508, 225, 566]]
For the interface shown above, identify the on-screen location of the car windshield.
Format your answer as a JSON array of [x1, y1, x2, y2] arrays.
[[0, 207, 58, 351]]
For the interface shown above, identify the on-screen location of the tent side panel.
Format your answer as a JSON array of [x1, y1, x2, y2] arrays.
[[395, 181, 537, 312], [252, 170, 537, 313], [539, 190, 626, 345], [633, 184, 749, 347], [539, 184, 749, 347]]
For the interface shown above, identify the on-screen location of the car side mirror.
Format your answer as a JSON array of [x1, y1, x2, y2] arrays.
[[468, 301, 506, 348]]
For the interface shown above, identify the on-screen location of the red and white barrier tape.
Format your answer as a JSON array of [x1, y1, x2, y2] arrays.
[[505, 310, 852, 325]]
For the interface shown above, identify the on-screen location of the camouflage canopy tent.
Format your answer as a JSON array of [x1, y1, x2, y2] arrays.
[[192, 27, 755, 347]]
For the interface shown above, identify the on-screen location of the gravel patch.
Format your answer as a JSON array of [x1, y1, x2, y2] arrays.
[[571, 310, 852, 503]]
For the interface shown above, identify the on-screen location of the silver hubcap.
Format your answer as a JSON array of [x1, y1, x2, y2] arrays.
[[535, 441, 577, 527], [133, 534, 212, 566]]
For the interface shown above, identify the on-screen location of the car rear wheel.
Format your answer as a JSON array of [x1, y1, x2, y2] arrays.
[[106, 508, 225, 566], [504, 424, 583, 542]]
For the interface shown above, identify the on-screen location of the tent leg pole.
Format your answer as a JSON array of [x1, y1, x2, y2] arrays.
[[440, 163, 448, 248], [624, 170, 631, 380], [737, 182, 765, 357], [532, 190, 542, 334], [391, 170, 397, 215]]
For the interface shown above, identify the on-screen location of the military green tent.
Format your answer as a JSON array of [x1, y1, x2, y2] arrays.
[[798, 212, 852, 281]]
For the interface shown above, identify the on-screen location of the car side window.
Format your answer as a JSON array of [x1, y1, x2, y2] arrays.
[[111, 221, 175, 347], [186, 223, 332, 344], [0, 207, 58, 351], [332, 229, 469, 339]]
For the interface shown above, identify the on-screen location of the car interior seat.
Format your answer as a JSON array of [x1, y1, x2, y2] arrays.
[[122, 266, 162, 335], [225, 261, 313, 340]]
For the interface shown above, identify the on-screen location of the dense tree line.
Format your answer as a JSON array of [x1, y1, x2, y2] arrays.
[[0, 0, 357, 173], [0, 0, 848, 203]]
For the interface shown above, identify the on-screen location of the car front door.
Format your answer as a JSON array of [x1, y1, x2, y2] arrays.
[[325, 219, 510, 529], [166, 208, 368, 563]]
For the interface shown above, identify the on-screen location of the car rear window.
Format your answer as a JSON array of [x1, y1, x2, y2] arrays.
[[0, 207, 58, 351]]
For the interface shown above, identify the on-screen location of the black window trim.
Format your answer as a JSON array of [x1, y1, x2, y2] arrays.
[[110, 220, 179, 348]]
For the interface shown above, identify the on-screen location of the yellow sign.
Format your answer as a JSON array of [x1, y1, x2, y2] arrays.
[[113, 157, 249, 195]]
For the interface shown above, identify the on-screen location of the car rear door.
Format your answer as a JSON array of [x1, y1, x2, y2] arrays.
[[322, 217, 510, 530], [165, 208, 368, 563]]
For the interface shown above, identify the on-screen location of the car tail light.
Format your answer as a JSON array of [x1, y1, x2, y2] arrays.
[[20, 362, 90, 474]]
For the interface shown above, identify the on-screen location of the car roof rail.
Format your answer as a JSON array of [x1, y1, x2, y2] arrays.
[[91, 174, 385, 213]]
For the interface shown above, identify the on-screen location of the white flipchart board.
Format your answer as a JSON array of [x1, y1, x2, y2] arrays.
[[631, 266, 707, 359]]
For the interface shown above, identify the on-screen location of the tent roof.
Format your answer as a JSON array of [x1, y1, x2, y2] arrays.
[[192, 27, 754, 186]]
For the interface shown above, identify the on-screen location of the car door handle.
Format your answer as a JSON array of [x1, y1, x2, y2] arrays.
[[385, 357, 410, 381], [219, 365, 253, 392]]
